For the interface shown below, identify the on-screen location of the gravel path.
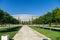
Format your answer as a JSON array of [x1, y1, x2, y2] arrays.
[[13, 25, 50, 40]]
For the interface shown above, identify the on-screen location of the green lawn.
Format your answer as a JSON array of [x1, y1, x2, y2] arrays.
[[30, 26, 60, 40], [0, 26, 22, 40]]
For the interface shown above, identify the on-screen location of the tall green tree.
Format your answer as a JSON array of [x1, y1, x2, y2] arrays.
[[0, 9, 19, 25], [32, 8, 60, 28]]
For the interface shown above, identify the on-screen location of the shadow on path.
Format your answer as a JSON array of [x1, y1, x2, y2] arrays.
[[0, 26, 22, 33]]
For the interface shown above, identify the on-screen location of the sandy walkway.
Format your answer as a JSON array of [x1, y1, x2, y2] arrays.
[[13, 25, 50, 40]]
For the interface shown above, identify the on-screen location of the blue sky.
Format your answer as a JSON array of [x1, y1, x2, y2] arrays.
[[0, 0, 60, 16]]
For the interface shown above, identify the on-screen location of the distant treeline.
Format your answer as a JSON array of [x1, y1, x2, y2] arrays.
[[32, 8, 60, 25], [0, 9, 19, 24]]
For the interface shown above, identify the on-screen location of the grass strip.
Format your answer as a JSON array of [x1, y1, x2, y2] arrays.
[[0, 26, 22, 40], [30, 26, 60, 40]]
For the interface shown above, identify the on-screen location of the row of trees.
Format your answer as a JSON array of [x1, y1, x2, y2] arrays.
[[0, 9, 19, 25], [32, 8, 60, 26]]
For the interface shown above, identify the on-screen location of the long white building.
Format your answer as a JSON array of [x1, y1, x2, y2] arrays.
[[12, 14, 39, 22]]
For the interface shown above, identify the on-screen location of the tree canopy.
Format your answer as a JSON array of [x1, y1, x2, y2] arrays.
[[0, 9, 19, 24], [32, 8, 60, 25]]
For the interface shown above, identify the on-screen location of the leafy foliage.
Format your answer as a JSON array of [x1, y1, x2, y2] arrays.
[[32, 8, 60, 25], [0, 9, 19, 24]]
